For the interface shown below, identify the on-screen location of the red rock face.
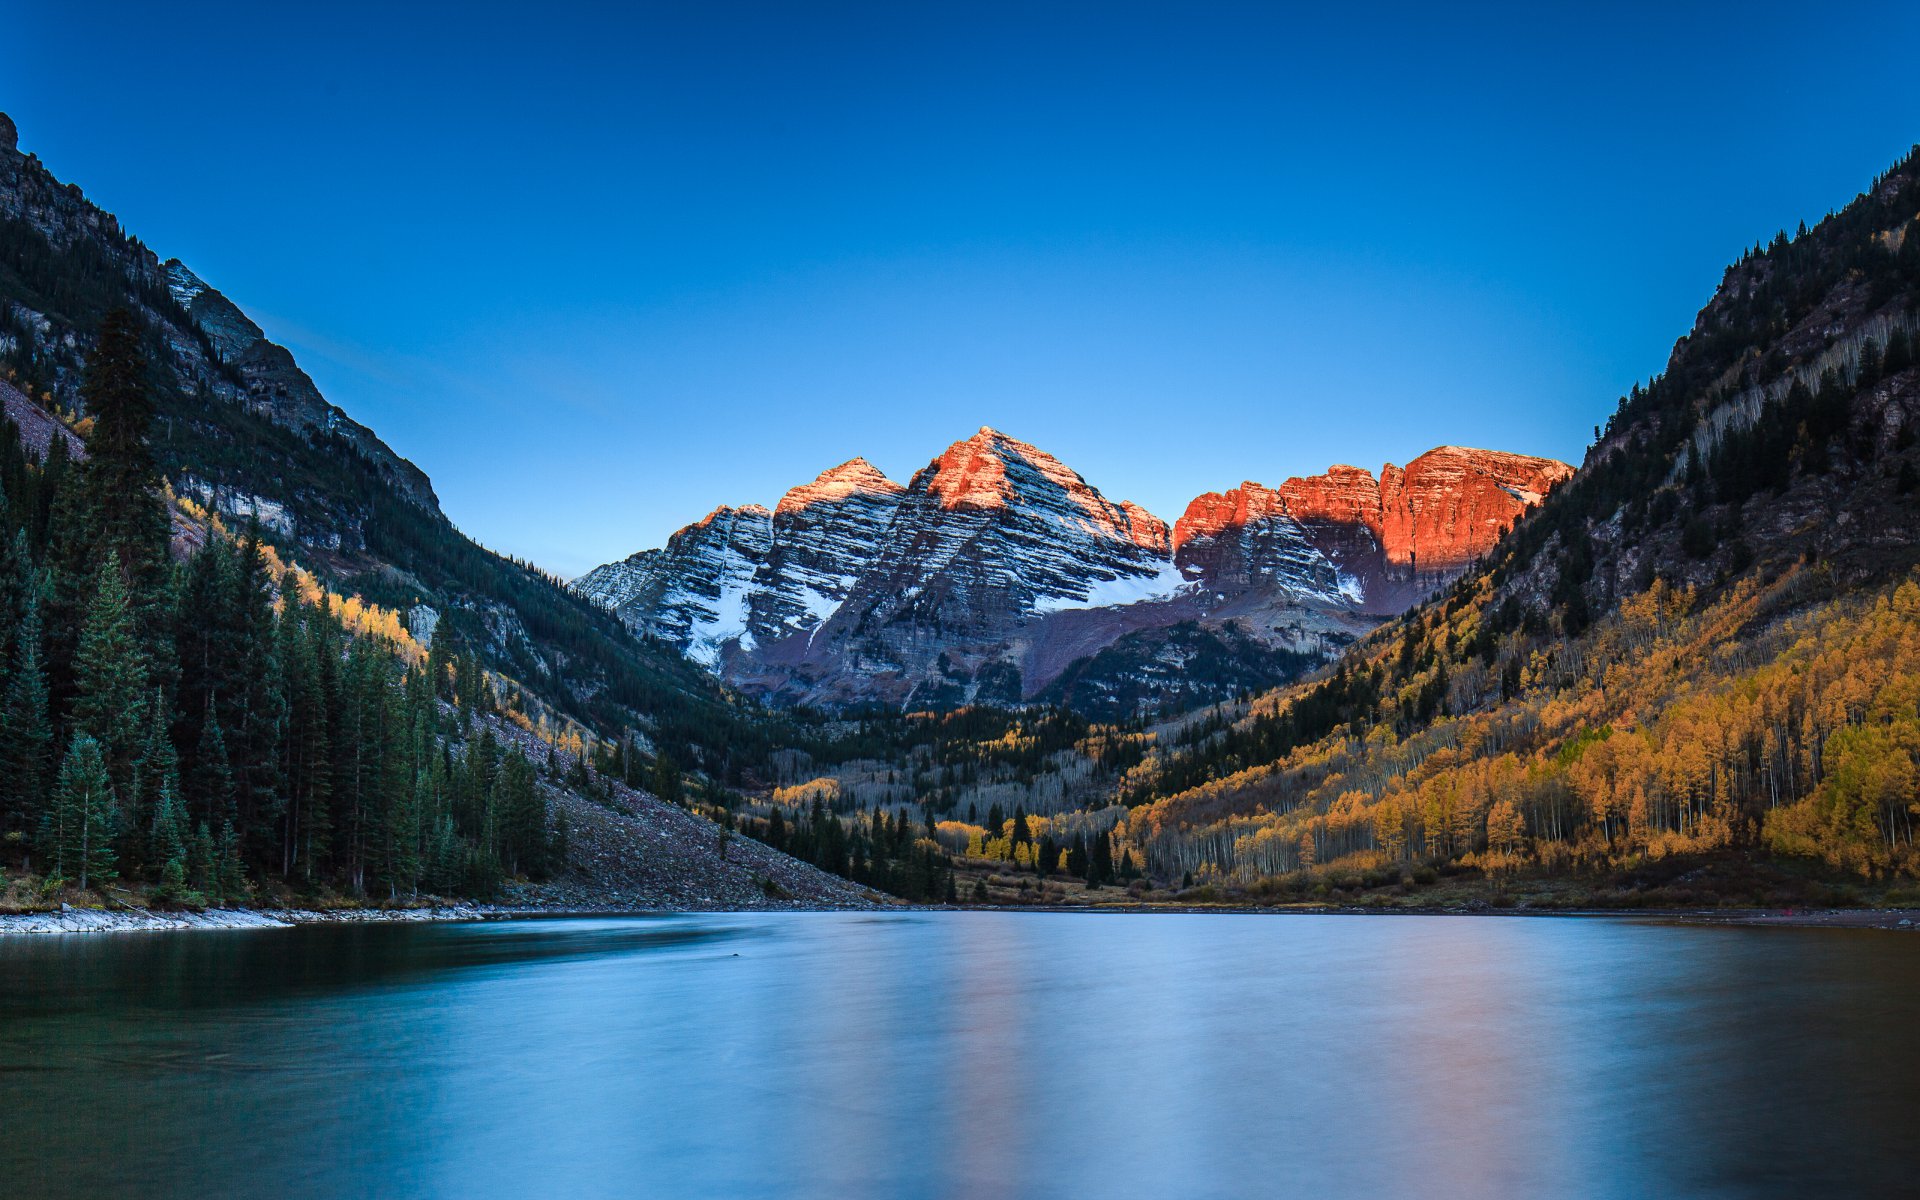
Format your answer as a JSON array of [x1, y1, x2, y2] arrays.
[[1173, 446, 1572, 612], [1119, 501, 1171, 555], [775, 457, 902, 515], [1378, 446, 1574, 573], [1173, 481, 1289, 545]]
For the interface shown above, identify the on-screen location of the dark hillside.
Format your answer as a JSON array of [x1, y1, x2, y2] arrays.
[[0, 113, 765, 776]]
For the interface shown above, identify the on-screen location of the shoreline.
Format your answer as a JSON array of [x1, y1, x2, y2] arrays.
[[0, 899, 865, 936], [5, 900, 1918, 935]]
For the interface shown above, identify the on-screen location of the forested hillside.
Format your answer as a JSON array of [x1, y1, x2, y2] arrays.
[[0, 313, 564, 904], [1092, 145, 1920, 900], [0, 114, 884, 910], [0, 312, 889, 912], [0, 114, 771, 791]]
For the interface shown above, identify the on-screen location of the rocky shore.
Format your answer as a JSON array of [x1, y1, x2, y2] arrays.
[[0, 903, 502, 935]]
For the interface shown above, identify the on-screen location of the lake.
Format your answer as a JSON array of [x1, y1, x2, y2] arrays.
[[1, 912, 1915, 1199]]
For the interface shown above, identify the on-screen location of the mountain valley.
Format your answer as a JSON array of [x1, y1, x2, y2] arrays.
[[2, 102, 1919, 917]]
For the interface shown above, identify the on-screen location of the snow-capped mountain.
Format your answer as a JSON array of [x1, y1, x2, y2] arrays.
[[573, 457, 911, 668], [574, 503, 773, 667], [824, 426, 1175, 634], [577, 429, 1570, 712], [748, 458, 905, 641]]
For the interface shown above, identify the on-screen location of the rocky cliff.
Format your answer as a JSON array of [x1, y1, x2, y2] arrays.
[[0, 126, 435, 533], [1174, 447, 1575, 616], [163, 262, 437, 507], [575, 503, 773, 666]]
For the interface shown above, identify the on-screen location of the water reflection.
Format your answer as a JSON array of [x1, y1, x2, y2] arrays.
[[1, 913, 1916, 1199]]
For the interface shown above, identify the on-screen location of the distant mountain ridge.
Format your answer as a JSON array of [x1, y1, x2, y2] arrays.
[[577, 429, 1570, 712]]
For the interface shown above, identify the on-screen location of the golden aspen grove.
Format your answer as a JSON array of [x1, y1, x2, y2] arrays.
[[1118, 567, 1920, 890]]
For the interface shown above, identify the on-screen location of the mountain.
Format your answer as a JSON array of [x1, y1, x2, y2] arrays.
[[0, 112, 757, 775], [579, 428, 1569, 713], [573, 457, 908, 668], [1094, 144, 1920, 897]]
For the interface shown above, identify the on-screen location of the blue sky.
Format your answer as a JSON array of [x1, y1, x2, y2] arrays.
[[11, 2, 1920, 575]]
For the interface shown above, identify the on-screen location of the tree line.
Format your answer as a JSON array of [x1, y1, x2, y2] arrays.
[[0, 312, 560, 903]]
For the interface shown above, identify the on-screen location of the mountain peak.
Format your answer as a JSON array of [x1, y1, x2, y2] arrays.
[[816, 456, 893, 486], [0, 112, 16, 156], [923, 425, 1083, 510], [778, 457, 904, 514], [1171, 446, 1571, 607], [581, 429, 1571, 708], [696, 502, 770, 528]]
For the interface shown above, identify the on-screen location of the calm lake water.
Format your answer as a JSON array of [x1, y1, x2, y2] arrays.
[[1, 912, 1916, 1199]]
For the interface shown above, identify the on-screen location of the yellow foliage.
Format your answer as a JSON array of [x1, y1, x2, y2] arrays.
[[1127, 568, 1920, 883], [773, 777, 841, 807]]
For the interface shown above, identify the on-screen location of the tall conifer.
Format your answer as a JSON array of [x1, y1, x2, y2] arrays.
[[1, 591, 53, 848], [43, 733, 116, 889], [75, 310, 171, 666], [73, 552, 149, 802]]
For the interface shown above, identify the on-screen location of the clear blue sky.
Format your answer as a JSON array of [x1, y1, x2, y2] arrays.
[[11, 2, 1919, 575]]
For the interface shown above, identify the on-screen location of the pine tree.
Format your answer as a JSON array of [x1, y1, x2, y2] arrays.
[[187, 821, 214, 896], [214, 820, 246, 901], [494, 750, 547, 878], [190, 712, 237, 832], [425, 628, 453, 701], [0, 520, 29, 667], [72, 552, 149, 803], [40, 458, 91, 723], [424, 813, 464, 895], [150, 777, 188, 899], [172, 534, 228, 770], [43, 733, 116, 889], [0, 592, 52, 848], [652, 752, 683, 806], [225, 527, 285, 852], [282, 597, 336, 880], [118, 688, 177, 875], [75, 310, 172, 666]]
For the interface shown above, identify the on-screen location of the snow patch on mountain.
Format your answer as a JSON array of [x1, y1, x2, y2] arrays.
[[1033, 560, 1189, 614], [686, 579, 754, 667]]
